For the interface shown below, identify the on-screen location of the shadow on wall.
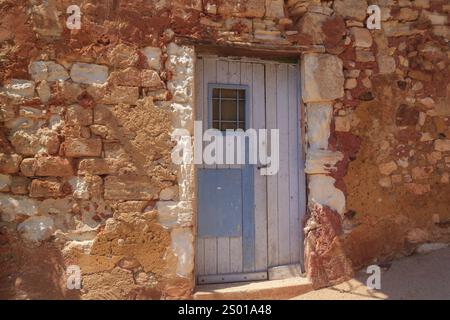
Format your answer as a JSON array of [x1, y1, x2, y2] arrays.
[[0, 232, 81, 300]]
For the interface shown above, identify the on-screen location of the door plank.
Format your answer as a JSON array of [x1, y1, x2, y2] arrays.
[[216, 59, 228, 169], [195, 58, 204, 169], [242, 163, 255, 272], [204, 237, 218, 275], [288, 65, 301, 264], [195, 58, 206, 277], [196, 238, 205, 275], [252, 63, 268, 271], [217, 237, 230, 274], [202, 58, 218, 275], [265, 63, 279, 267], [276, 64, 291, 265], [203, 58, 217, 170], [229, 60, 243, 273]]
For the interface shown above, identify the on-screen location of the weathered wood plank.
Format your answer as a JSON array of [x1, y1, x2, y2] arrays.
[[202, 58, 218, 275], [265, 63, 279, 267], [276, 63, 291, 265], [252, 63, 268, 272], [204, 237, 218, 275], [196, 238, 205, 275], [229, 60, 243, 274], [288, 65, 301, 264]]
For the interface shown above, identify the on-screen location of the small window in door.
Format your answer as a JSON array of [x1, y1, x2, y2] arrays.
[[209, 85, 247, 131]]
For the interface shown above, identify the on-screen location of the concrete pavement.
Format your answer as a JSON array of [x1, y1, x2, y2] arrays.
[[293, 247, 450, 300]]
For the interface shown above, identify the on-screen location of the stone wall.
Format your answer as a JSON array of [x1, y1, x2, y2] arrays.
[[0, 0, 449, 298]]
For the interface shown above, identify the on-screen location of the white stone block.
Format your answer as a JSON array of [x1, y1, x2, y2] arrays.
[[308, 175, 346, 214], [306, 102, 333, 150], [302, 54, 344, 103], [70, 63, 108, 85], [141, 47, 162, 70], [17, 215, 54, 242]]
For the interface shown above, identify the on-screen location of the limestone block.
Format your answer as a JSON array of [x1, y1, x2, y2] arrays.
[[335, 115, 352, 132], [306, 103, 332, 150], [217, 0, 265, 18], [2, 79, 35, 98], [382, 21, 422, 37], [141, 47, 162, 70], [11, 176, 30, 195], [333, 0, 368, 21], [350, 27, 373, 48], [0, 174, 11, 192], [171, 227, 194, 278], [28, 61, 69, 82], [379, 161, 398, 175], [377, 55, 396, 74], [107, 43, 139, 68], [35, 156, 74, 177], [29, 178, 63, 198], [88, 85, 139, 105], [356, 50, 375, 62], [63, 138, 102, 157], [20, 158, 36, 177], [108, 68, 164, 88], [302, 54, 344, 103], [69, 176, 103, 200], [159, 185, 179, 201], [78, 158, 118, 175], [308, 175, 345, 214], [296, 12, 328, 45], [31, 2, 62, 37], [404, 183, 431, 195], [70, 63, 109, 85], [10, 128, 60, 156], [37, 81, 51, 103], [0, 153, 22, 173], [344, 78, 358, 90], [422, 11, 448, 25], [0, 194, 39, 222], [65, 104, 93, 126], [104, 176, 159, 200], [435, 140, 450, 152], [265, 0, 285, 18], [156, 201, 193, 228], [412, 166, 433, 180], [305, 149, 344, 174], [399, 8, 419, 21], [17, 216, 54, 242]]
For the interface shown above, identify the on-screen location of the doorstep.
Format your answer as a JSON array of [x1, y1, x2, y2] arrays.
[[193, 276, 313, 300]]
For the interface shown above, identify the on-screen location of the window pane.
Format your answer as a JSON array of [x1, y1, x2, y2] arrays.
[[212, 99, 220, 121], [210, 87, 246, 132], [221, 89, 237, 99], [221, 122, 238, 130], [221, 99, 238, 121], [239, 100, 245, 122]]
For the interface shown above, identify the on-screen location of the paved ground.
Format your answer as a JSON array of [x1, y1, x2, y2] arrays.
[[293, 247, 450, 300]]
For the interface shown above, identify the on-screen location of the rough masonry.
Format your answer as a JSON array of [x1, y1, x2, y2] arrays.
[[0, 0, 449, 298]]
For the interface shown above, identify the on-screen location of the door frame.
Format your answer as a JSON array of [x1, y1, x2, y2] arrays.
[[193, 51, 306, 286]]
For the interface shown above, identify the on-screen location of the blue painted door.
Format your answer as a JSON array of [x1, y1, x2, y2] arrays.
[[195, 57, 305, 284]]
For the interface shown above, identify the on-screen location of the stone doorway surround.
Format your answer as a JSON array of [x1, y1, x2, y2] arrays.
[[168, 42, 350, 290]]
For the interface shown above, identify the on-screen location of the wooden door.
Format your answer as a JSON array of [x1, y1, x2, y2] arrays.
[[195, 56, 305, 284]]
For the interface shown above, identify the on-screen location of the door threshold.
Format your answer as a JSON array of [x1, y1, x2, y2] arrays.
[[198, 271, 267, 285], [194, 276, 313, 300]]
